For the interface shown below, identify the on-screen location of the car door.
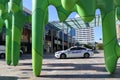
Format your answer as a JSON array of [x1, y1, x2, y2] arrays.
[[77, 47, 87, 57], [68, 47, 79, 57]]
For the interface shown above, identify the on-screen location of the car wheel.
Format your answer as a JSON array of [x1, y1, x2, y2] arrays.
[[0, 53, 5, 59], [84, 53, 90, 58], [60, 54, 66, 59]]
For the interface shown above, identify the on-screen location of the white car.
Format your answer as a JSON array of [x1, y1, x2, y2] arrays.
[[55, 46, 94, 59], [0, 45, 23, 59]]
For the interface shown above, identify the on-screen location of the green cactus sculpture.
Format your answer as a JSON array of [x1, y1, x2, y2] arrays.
[[61, 0, 120, 74], [10, 0, 31, 66], [9, 0, 72, 76], [32, 0, 120, 76], [0, 0, 13, 65], [0, 0, 31, 66], [2, 0, 120, 77], [32, 0, 72, 76]]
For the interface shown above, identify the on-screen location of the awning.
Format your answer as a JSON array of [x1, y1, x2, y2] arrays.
[[49, 15, 102, 30]]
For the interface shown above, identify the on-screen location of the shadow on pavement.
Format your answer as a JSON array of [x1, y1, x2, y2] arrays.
[[42, 63, 106, 72], [20, 69, 33, 71], [0, 76, 18, 80], [40, 73, 120, 78], [19, 63, 32, 66], [41, 62, 120, 78], [0, 76, 30, 80]]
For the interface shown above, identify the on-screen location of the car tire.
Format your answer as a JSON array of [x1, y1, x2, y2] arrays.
[[60, 54, 66, 59], [84, 53, 90, 58], [0, 53, 5, 59]]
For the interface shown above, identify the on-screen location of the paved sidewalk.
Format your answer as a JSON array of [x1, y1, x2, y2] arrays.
[[0, 51, 120, 80]]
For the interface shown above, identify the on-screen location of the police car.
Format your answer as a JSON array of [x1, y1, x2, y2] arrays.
[[55, 46, 94, 59]]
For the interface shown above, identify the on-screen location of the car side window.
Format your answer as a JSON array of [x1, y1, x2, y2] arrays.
[[70, 47, 77, 50], [77, 47, 86, 50]]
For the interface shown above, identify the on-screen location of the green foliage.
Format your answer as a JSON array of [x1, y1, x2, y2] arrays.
[[96, 43, 103, 50], [84, 44, 93, 49]]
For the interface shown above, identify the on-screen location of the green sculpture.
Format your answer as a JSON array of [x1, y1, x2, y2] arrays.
[[32, 0, 72, 76], [10, 0, 71, 76], [10, 0, 31, 66], [0, 0, 30, 66], [32, 0, 120, 76], [0, 0, 13, 65], [1, 0, 120, 77], [62, 0, 120, 74]]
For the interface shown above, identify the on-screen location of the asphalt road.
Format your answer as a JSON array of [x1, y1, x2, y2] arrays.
[[0, 50, 120, 80]]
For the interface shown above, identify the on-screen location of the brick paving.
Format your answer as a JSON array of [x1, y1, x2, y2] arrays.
[[0, 51, 120, 80]]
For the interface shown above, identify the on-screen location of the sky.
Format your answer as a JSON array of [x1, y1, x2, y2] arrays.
[[23, 0, 102, 42]]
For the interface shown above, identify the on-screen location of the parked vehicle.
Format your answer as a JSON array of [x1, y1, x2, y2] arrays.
[[55, 46, 94, 59], [0, 45, 23, 59]]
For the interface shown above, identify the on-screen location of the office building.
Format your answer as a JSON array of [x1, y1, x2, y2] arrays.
[[76, 27, 95, 44]]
